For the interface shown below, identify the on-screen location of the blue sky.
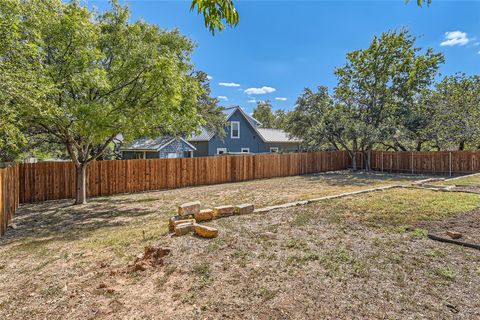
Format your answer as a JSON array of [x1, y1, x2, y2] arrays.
[[90, 0, 480, 113]]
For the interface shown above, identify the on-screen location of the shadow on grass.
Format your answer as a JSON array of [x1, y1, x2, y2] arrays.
[[0, 198, 159, 245]]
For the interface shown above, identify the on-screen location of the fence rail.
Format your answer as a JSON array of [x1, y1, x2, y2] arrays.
[[0, 165, 20, 237], [19, 151, 349, 203]]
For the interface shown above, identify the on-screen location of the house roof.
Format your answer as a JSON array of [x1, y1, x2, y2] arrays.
[[121, 136, 196, 151], [188, 127, 215, 142], [188, 106, 301, 144], [257, 128, 302, 143], [222, 106, 262, 127]]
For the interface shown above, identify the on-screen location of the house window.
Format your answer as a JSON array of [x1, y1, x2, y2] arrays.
[[217, 148, 227, 155], [241, 148, 250, 153], [231, 121, 240, 139], [167, 153, 178, 159], [270, 147, 279, 153]]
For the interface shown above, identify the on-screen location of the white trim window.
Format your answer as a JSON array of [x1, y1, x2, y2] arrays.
[[230, 121, 240, 139], [241, 148, 250, 153], [270, 147, 279, 153], [217, 148, 227, 155]]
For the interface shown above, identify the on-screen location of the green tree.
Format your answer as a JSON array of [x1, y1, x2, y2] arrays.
[[1, 0, 221, 204], [194, 71, 227, 137], [273, 109, 290, 129], [432, 74, 480, 150], [0, 0, 44, 162], [253, 100, 276, 128], [334, 29, 443, 169], [286, 86, 363, 170]]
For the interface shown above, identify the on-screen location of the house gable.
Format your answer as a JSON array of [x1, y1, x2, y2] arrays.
[[209, 108, 266, 155]]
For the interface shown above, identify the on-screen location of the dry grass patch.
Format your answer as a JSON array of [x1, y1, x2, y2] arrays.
[[2, 172, 479, 319]]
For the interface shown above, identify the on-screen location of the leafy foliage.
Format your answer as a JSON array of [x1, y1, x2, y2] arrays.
[[252, 100, 290, 129], [190, 0, 239, 34], [0, 0, 224, 202]]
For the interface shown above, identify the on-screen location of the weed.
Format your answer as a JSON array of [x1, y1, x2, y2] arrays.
[[433, 267, 455, 281], [411, 228, 428, 238], [287, 251, 319, 267], [320, 247, 366, 276], [257, 287, 277, 301], [193, 262, 211, 288], [285, 238, 307, 250], [426, 248, 446, 258]]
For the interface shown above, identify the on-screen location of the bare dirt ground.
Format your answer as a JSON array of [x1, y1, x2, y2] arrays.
[[1, 171, 479, 319], [417, 208, 480, 245]]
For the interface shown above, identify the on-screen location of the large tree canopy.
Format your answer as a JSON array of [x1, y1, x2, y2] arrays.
[[0, 0, 224, 203], [286, 29, 445, 170], [334, 29, 443, 169]]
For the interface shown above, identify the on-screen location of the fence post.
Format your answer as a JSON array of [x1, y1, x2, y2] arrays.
[[411, 151, 414, 174], [381, 152, 384, 172], [449, 152, 452, 177]]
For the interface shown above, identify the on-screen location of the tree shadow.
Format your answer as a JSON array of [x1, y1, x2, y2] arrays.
[[0, 198, 162, 245]]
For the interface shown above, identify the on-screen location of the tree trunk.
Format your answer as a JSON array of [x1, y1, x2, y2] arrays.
[[365, 149, 372, 172], [75, 163, 88, 205], [350, 152, 357, 171], [416, 141, 422, 152], [459, 141, 465, 151]]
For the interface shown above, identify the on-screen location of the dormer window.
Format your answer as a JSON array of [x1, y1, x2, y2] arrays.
[[231, 121, 240, 139]]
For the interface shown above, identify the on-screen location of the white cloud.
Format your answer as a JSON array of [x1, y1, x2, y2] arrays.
[[207, 75, 213, 80], [244, 86, 276, 95], [219, 82, 240, 87], [217, 96, 229, 101], [440, 31, 470, 46], [247, 99, 256, 103], [275, 97, 287, 101]]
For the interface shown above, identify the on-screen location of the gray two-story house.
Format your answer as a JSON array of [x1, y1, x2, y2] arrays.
[[188, 106, 302, 156]]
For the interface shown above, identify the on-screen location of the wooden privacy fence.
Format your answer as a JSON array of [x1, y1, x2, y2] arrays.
[[0, 165, 20, 237], [19, 151, 349, 203], [11, 150, 480, 206], [369, 151, 480, 175]]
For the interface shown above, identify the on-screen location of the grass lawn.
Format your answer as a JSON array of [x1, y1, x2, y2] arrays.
[[0, 171, 479, 319], [438, 173, 480, 187]]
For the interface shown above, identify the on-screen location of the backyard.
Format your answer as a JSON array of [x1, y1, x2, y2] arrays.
[[0, 171, 479, 319]]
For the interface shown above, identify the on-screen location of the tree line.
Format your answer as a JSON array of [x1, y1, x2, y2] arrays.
[[252, 30, 480, 170]]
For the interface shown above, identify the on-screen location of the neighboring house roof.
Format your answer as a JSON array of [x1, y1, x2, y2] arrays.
[[120, 136, 196, 151], [189, 106, 300, 144], [188, 127, 215, 142], [257, 128, 302, 143]]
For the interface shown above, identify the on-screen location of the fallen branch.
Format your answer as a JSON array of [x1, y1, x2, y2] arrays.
[[427, 234, 480, 251]]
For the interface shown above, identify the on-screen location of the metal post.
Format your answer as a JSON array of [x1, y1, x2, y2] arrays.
[[449, 152, 452, 177]]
